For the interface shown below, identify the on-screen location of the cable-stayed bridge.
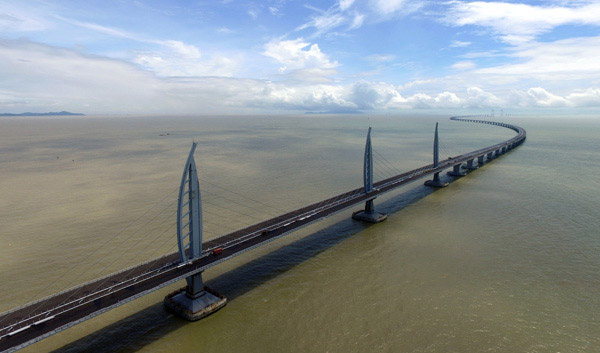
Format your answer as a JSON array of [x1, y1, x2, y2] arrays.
[[0, 116, 526, 352]]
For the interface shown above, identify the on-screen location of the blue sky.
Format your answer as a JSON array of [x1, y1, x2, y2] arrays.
[[1, 0, 599, 114]]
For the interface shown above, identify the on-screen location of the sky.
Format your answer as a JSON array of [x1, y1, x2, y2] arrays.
[[1, 0, 599, 115]]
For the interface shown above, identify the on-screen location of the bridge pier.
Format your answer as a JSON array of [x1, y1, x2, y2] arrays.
[[447, 164, 466, 177], [353, 198, 387, 223], [352, 127, 387, 223], [487, 152, 494, 159], [424, 172, 448, 187], [164, 143, 227, 321], [425, 123, 448, 188], [464, 158, 478, 170], [477, 155, 485, 165], [164, 272, 226, 321]]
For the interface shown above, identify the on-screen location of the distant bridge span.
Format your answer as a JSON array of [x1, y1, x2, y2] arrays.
[[0, 116, 526, 352]]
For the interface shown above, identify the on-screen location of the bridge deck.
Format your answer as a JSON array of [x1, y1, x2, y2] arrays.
[[0, 117, 526, 352]]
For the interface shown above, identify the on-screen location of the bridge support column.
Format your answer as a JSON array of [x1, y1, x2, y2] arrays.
[[352, 127, 387, 223], [164, 143, 227, 321], [164, 272, 226, 321], [447, 164, 466, 177], [487, 152, 494, 160], [465, 158, 478, 170], [425, 123, 448, 188], [477, 155, 485, 165], [425, 172, 448, 187]]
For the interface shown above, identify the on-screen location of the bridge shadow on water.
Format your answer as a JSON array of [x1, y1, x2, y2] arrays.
[[53, 175, 459, 353]]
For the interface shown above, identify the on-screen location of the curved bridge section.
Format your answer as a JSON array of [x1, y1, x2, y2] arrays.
[[0, 116, 526, 353], [450, 116, 526, 159]]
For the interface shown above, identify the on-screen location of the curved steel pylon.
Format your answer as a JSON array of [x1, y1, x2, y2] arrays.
[[177, 142, 202, 263], [433, 122, 439, 168], [363, 127, 373, 193]]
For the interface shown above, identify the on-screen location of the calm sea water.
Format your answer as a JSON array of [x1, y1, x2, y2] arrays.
[[0, 114, 598, 352]]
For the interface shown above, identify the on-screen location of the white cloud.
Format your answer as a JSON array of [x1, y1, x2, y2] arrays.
[[339, 0, 355, 11], [297, 11, 346, 35], [466, 87, 502, 108], [248, 8, 259, 19], [349, 12, 365, 29], [435, 91, 462, 106], [263, 38, 338, 74], [1, 39, 598, 114], [451, 60, 476, 70], [475, 36, 600, 81], [269, 7, 280, 16], [0, 39, 162, 113], [507, 87, 569, 108], [350, 81, 403, 109], [371, 0, 422, 16], [134, 40, 239, 77], [56, 15, 151, 42], [298, 2, 367, 36], [565, 88, 600, 107], [162, 40, 201, 58], [460, 50, 500, 59], [412, 93, 459, 108], [450, 40, 471, 48], [217, 26, 234, 34], [0, 2, 50, 32], [49, 16, 240, 78], [444, 1, 600, 44], [525, 87, 568, 107], [365, 54, 396, 63]]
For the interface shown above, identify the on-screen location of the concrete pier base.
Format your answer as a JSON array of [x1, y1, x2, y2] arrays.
[[164, 286, 227, 321], [465, 159, 478, 170], [424, 172, 448, 188], [352, 210, 387, 223], [352, 199, 387, 223], [447, 164, 466, 177], [487, 152, 494, 160], [477, 155, 485, 165]]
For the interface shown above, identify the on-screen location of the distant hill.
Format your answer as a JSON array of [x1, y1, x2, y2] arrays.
[[0, 111, 84, 117]]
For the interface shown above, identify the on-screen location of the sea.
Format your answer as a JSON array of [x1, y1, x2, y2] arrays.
[[0, 114, 598, 352]]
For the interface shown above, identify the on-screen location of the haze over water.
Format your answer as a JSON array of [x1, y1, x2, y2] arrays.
[[0, 115, 599, 352]]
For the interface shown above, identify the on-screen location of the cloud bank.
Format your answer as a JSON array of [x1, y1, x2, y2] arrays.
[[1, 39, 598, 114]]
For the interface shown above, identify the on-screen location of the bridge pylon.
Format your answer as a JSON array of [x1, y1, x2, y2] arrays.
[[425, 123, 449, 187], [164, 143, 227, 321], [352, 127, 387, 223]]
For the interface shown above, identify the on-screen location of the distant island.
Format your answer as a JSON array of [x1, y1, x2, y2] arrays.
[[0, 111, 84, 117]]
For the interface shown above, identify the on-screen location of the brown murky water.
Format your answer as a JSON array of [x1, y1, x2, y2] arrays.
[[0, 114, 598, 352]]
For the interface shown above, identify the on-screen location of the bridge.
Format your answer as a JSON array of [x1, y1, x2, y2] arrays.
[[0, 116, 526, 352]]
